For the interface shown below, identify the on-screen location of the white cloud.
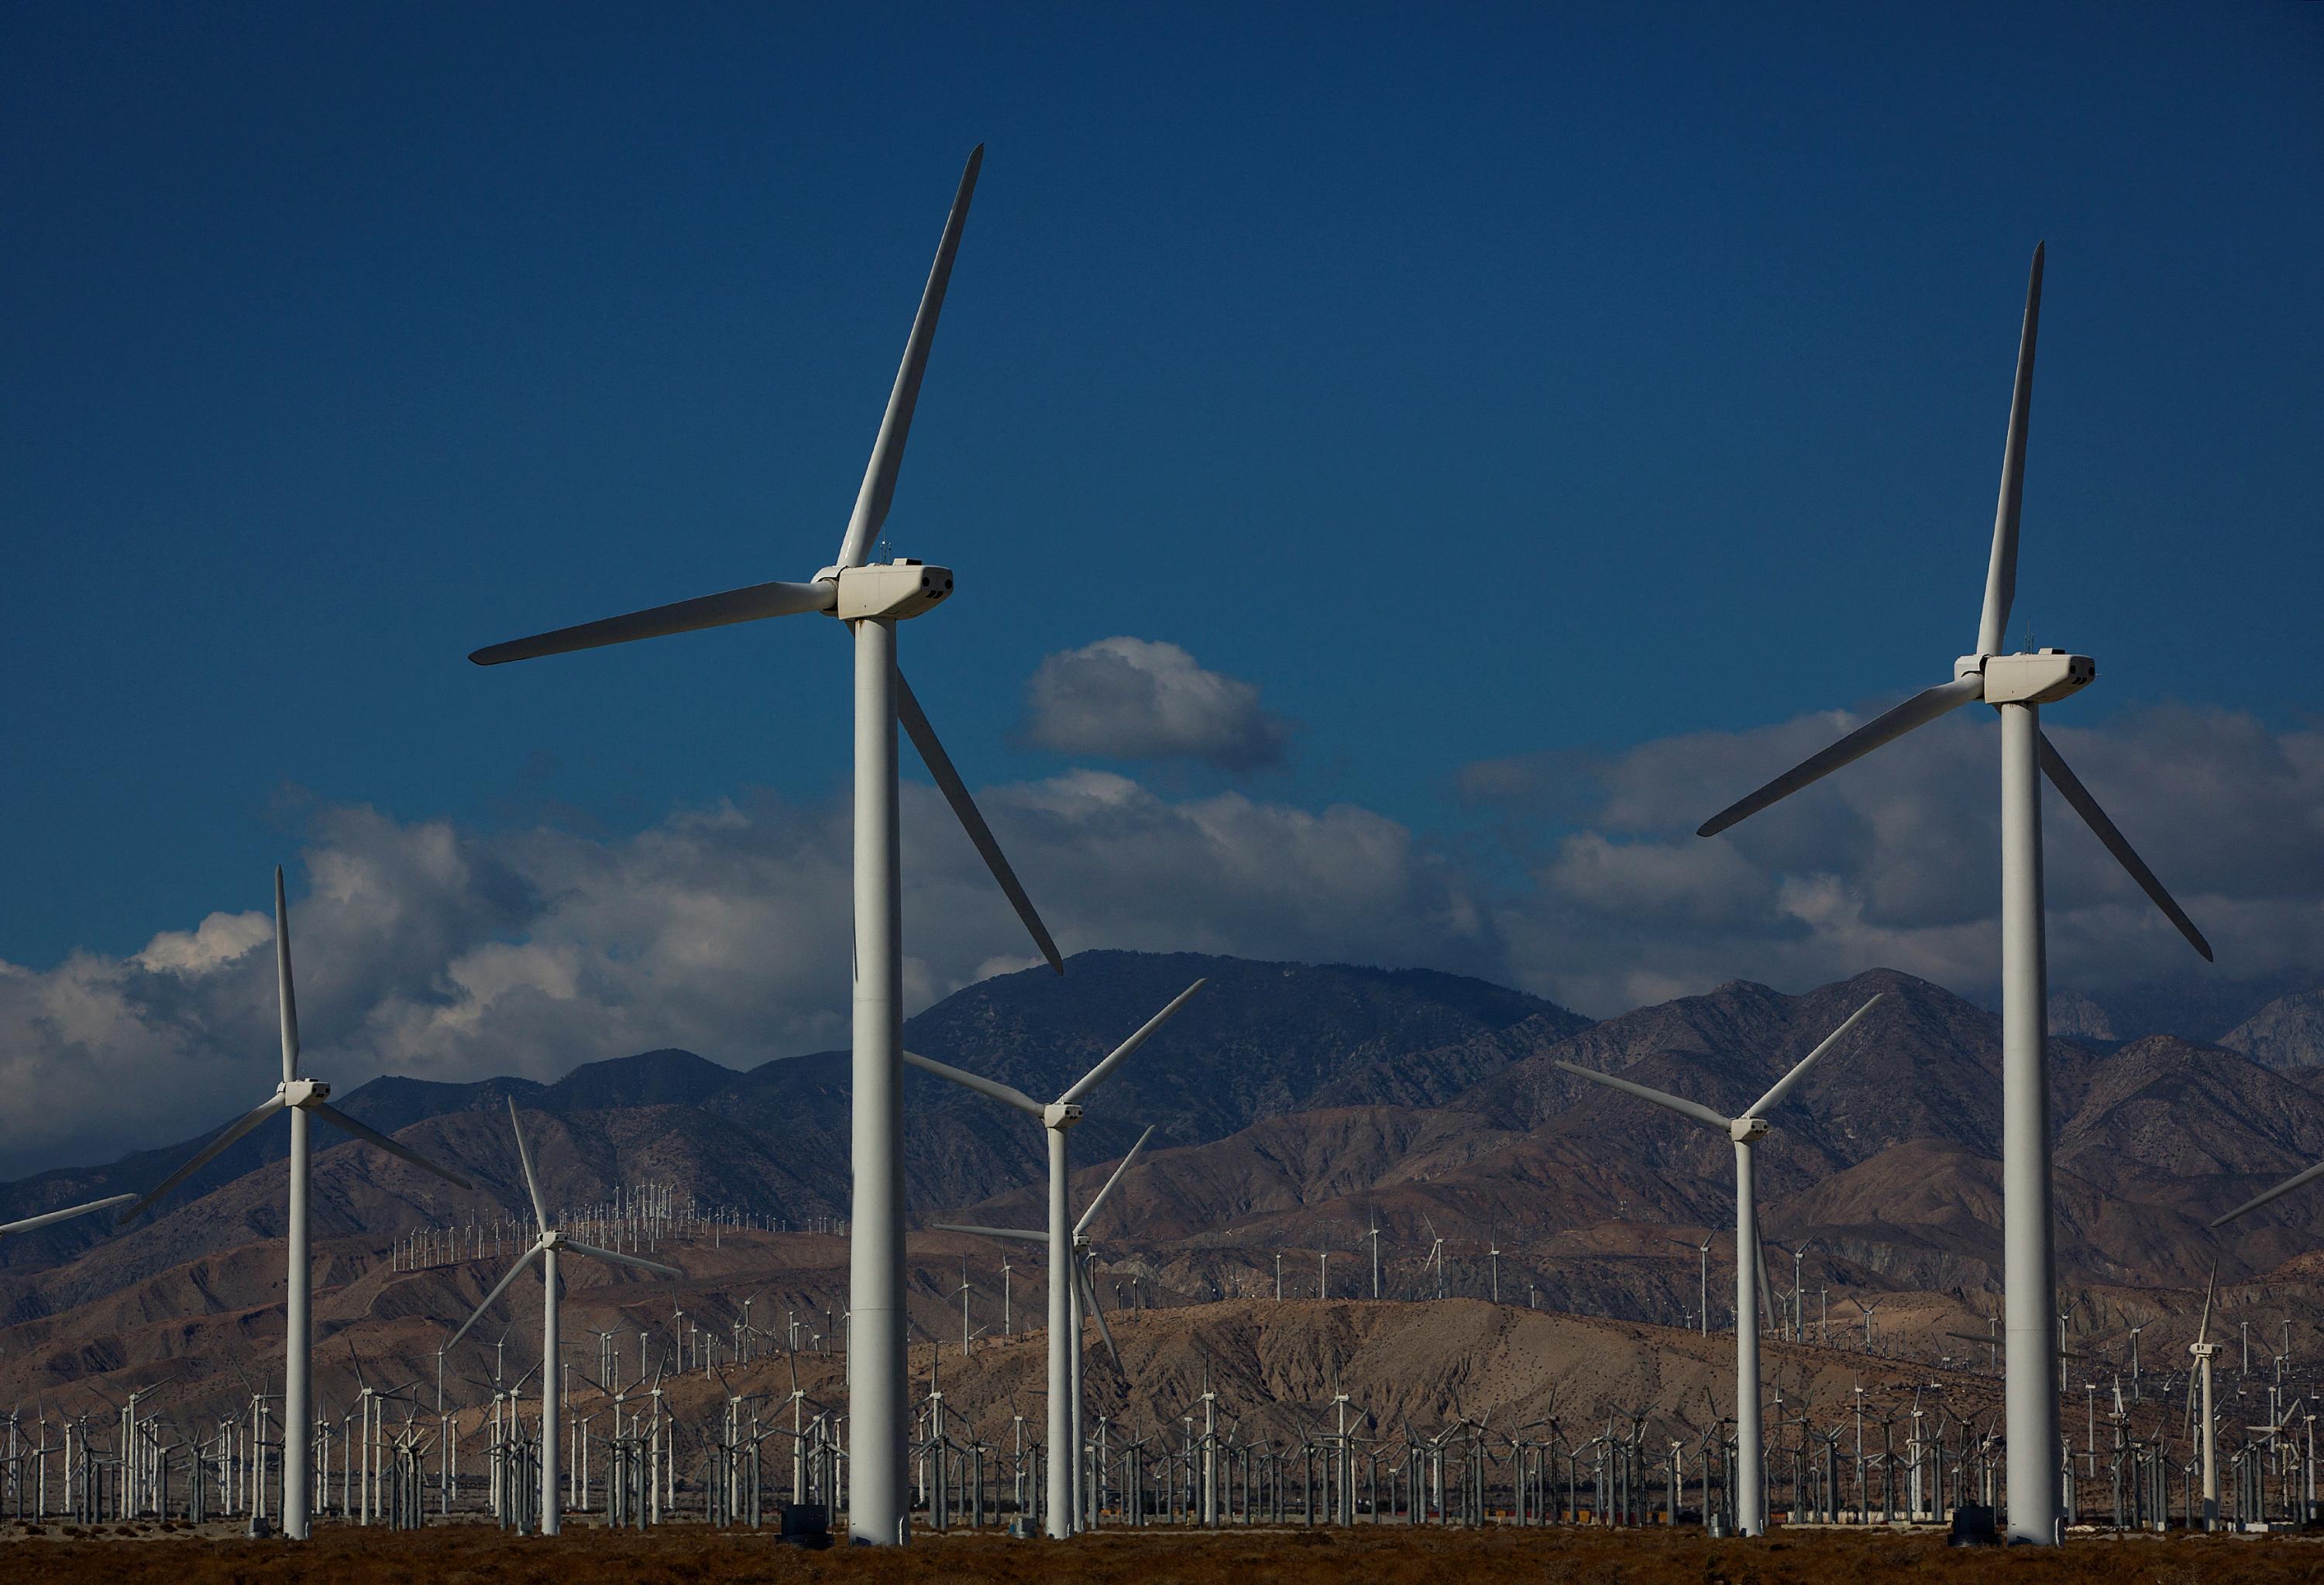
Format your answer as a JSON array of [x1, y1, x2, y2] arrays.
[[1, 700, 2314, 1178], [1021, 638, 1294, 770]]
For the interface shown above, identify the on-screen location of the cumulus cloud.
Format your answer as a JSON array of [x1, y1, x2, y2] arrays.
[[1021, 638, 1294, 770], [1467, 703, 2324, 1017], [2, 700, 2315, 1178]]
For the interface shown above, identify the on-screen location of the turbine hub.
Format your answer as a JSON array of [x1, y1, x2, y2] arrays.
[[281, 1078, 329, 1109], [833, 559, 954, 621]]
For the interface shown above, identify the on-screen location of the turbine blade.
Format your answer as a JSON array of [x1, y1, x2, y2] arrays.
[[308, 1102, 473, 1191], [1746, 994, 1883, 1120], [447, 1242, 545, 1352], [1074, 1126, 1155, 1237], [2037, 732, 2212, 961], [0, 1192, 136, 1238], [1078, 1258, 1120, 1370], [115, 1093, 288, 1224], [835, 146, 984, 571], [932, 1222, 1047, 1245], [1756, 1239, 1778, 1339], [1697, 677, 1983, 837], [2209, 1159, 2324, 1230], [1059, 979, 1208, 1106], [503, 1097, 551, 1228], [903, 1050, 1046, 1119], [1976, 242, 2045, 658], [1552, 1061, 1731, 1134], [467, 579, 834, 666], [273, 867, 300, 1084], [2196, 1264, 2216, 1346], [561, 1239, 682, 1280], [896, 670, 1063, 974]]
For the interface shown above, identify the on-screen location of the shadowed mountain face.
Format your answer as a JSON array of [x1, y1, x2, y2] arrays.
[[3, 950, 2321, 1437]]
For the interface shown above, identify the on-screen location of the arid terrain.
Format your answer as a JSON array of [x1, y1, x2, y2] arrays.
[[5, 1522, 2323, 1585]]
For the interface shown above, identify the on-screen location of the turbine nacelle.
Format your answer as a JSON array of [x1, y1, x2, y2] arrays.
[[833, 559, 954, 621], [1730, 1116, 1772, 1145], [1043, 1101, 1084, 1131], [1981, 649, 2095, 707], [280, 1078, 329, 1109]]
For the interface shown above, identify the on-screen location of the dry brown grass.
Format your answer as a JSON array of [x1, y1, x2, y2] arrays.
[[3, 1521, 2322, 1585]]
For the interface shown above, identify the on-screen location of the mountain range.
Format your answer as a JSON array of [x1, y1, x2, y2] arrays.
[[4, 948, 2322, 1439]]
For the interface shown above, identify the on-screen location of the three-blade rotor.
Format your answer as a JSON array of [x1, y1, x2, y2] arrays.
[[1555, 993, 1882, 1134], [1692, 246, 2210, 964], [447, 1098, 679, 1351], [465, 147, 1061, 976], [118, 868, 469, 1226]]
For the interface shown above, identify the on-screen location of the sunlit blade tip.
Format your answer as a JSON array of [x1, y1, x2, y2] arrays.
[[2037, 733, 2212, 961]]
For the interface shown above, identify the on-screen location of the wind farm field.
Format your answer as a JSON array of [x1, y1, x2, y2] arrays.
[[7, 1525, 2324, 1585]]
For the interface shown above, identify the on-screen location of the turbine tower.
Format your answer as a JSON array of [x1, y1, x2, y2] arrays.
[[118, 867, 472, 1540], [909, 978, 1202, 1535], [447, 1098, 680, 1535], [466, 148, 1063, 1545], [1692, 246, 2212, 1544], [1556, 993, 1880, 1536]]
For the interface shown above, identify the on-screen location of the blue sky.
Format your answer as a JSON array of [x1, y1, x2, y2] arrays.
[[2, 5, 2318, 1049]]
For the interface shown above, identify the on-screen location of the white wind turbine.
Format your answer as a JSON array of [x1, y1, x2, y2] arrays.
[[117, 866, 470, 1540], [467, 147, 1064, 1545], [1691, 246, 2212, 1543], [1556, 993, 1882, 1536], [446, 1098, 681, 1535], [909, 978, 1200, 1535], [937, 1126, 1157, 1536]]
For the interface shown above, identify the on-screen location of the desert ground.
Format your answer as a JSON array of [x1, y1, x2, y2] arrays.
[[5, 1521, 2323, 1585]]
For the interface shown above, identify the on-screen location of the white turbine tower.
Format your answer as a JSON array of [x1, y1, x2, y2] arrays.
[[448, 1098, 681, 1535], [118, 866, 470, 1540], [1692, 246, 2212, 1544], [1556, 993, 1881, 1536], [466, 147, 1064, 1545], [909, 977, 1202, 1535]]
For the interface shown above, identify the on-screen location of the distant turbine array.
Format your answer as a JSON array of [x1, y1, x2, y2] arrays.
[[1557, 993, 1882, 1535], [1693, 246, 2214, 1545]]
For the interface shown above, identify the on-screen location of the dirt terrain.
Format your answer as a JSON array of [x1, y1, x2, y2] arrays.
[[5, 1521, 2322, 1585]]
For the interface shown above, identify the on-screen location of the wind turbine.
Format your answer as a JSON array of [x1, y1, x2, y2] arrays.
[[910, 985, 1196, 1532], [2183, 1267, 2221, 1529], [446, 1098, 680, 1535], [1691, 247, 2212, 1544], [466, 148, 1064, 1545], [1556, 993, 1881, 1535], [116, 866, 470, 1540], [934, 1123, 1160, 1536]]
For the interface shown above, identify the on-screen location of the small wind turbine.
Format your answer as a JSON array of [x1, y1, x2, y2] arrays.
[[1693, 247, 2212, 1544], [445, 1098, 681, 1535], [117, 867, 470, 1540], [1556, 993, 1881, 1535], [935, 1124, 1157, 1536], [2185, 1267, 2222, 1529], [467, 148, 1061, 1545]]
